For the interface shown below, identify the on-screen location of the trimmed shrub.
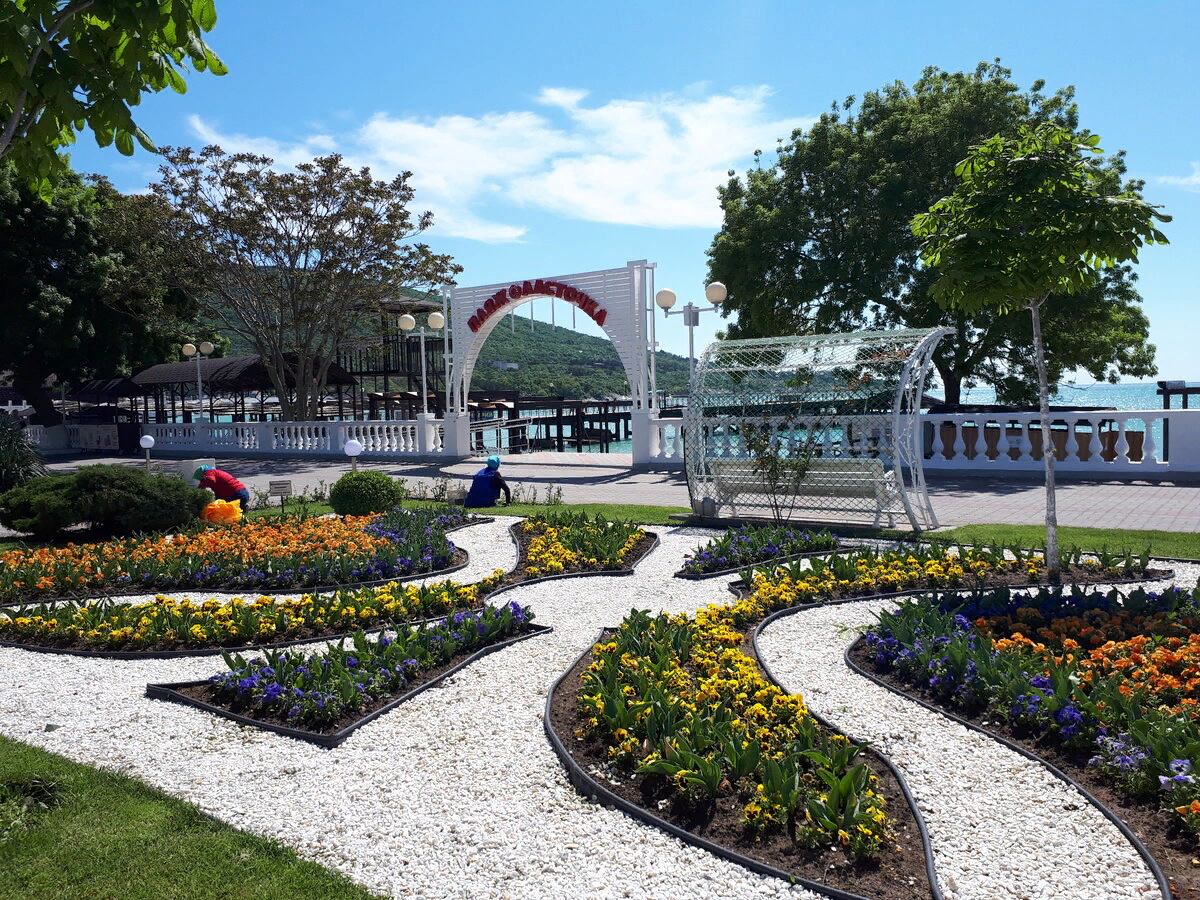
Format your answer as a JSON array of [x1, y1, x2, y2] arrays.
[[0, 466, 208, 539], [0, 417, 48, 493], [73, 465, 208, 535], [0, 475, 76, 540], [329, 471, 406, 516]]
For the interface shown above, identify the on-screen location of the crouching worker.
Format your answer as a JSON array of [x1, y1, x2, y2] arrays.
[[464, 455, 512, 508], [194, 465, 251, 510]]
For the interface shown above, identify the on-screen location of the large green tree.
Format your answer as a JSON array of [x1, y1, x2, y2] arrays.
[[706, 61, 1158, 405], [153, 146, 463, 421], [0, 0, 226, 192], [0, 159, 207, 422], [912, 124, 1169, 572]]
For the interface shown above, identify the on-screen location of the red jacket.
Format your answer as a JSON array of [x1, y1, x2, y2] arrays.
[[198, 468, 246, 501]]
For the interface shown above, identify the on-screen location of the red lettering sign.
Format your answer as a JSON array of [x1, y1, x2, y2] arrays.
[[468, 279, 608, 332]]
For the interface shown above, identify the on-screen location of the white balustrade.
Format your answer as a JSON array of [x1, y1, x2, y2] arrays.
[[922, 410, 1177, 473], [647, 417, 684, 462]]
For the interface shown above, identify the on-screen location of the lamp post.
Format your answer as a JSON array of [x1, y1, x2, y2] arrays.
[[181, 340, 215, 422], [397, 311, 445, 415], [343, 437, 363, 472], [654, 282, 727, 380], [139, 434, 155, 473]]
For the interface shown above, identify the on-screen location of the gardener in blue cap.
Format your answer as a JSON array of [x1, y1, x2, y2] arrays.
[[464, 455, 512, 508]]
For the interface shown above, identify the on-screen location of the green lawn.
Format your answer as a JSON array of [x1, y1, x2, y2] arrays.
[[907, 524, 1200, 560], [0, 736, 380, 900]]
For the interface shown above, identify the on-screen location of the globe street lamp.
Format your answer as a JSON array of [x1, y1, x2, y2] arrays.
[[398, 311, 445, 416], [139, 434, 155, 473], [654, 282, 727, 380], [343, 437, 363, 472], [181, 340, 216, 422]]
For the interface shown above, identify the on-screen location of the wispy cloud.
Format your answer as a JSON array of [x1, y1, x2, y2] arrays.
[[187, 86, 812, 243], [1158, 162, 1200, 192]]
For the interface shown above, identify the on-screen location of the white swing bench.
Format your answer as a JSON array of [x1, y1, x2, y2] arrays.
[[705, 456, 903, 527]]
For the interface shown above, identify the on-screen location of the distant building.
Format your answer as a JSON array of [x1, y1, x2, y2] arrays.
[[488, 361, 519, 371]]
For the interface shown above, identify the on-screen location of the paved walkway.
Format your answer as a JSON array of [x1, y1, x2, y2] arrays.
[[43, 451, 1200, 532]]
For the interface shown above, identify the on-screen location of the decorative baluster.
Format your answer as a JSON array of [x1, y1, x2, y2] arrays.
[[930, 422, 944, 459], [1064, 418, 1080, 462], [996, 420, 1011, 462], [1142, 416, 1159, 465], [951, 421, 966, 460], [1114, 418, 1130, 464], [1018, 418, 1033, 461]]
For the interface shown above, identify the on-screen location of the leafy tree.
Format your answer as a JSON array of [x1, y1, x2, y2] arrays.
[[153, 146, 463, 421], [911, 124, 1169, 573], [0, 158, 208, 422], [0, 0, 226, 193], [706, 61, 1158, 405]]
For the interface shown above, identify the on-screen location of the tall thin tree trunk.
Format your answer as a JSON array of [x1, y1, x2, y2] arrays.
[[1029, 297, 1059, 577]]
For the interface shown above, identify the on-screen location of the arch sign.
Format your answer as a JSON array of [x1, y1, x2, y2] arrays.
[[439, 260, 662, 461]]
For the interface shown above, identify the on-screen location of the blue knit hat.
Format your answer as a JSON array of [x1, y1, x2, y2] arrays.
[[486, 455, 501, 469]]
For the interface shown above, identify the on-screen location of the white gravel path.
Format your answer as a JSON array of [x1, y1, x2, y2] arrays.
[[0, 520, 1181, 899]]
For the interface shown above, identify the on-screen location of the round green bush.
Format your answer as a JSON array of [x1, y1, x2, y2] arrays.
[[329, 471, 406, 516]]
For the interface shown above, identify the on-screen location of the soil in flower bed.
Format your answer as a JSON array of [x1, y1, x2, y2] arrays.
[[167, 623, 548, 740], [548, 639, 934, 900], [848, 639, 1198, 900], [479, 527, 658, 595]]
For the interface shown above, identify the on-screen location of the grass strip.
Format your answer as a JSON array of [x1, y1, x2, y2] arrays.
[[911, 524, 1200, 560], [0, 735, 379, 900]]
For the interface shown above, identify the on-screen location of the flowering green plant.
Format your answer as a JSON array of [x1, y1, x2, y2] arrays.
[[681, 524, 836, 575]]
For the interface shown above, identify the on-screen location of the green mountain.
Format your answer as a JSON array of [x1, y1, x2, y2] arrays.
[[471, 318, 692, 400]]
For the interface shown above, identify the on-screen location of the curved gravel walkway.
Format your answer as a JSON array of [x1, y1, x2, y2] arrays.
[[755, 568, 1198, 900], [0, 519, 1179, 899]]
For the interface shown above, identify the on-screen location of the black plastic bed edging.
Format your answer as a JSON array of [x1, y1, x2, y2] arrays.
[[842, 634, 1173, 900], [0, 516, 491, 611], [544, 632, 881, 900], [672, 545, 842, 581], [503, 523, 660, 583], [146, 623, 551, 749], [753, 607, 944, 900]]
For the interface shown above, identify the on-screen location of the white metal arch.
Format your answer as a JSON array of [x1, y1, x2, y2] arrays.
[[438, 260, 659, 457]]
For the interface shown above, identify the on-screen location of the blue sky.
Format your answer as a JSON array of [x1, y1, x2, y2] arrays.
[[65, 0, 1200, 384]]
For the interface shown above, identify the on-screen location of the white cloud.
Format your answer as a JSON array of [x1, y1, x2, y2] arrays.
[[187, 86, 812, 242], [1158, 162, 1200, 191]]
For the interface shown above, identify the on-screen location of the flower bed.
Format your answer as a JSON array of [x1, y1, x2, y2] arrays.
[[677, 524, 837, 577], [148, 601, 545, 747], [0, 573, 507, 654], [0, 507, 477, 604], [518, 510, 646, 577], [736, 543, 1165, 623], [550, 599, 934, 897], [858, 584, 1200, 895]]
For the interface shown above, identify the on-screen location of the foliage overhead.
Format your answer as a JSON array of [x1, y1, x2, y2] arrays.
[[706, 61, 1161, 406], [0, 159, 209, 423], [0, 0, 227, 194], [153, 146, 463, 421]]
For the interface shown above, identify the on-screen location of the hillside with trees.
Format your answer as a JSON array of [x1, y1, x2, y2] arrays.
[[472, 318, 692, 400]]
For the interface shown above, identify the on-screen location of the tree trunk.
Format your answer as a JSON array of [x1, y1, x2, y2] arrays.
[[1029, 298, 1059, 577], [13, 375, 62, 425]]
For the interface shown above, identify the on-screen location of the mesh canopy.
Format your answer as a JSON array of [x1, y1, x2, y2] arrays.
[[684, 328, 949, 530]]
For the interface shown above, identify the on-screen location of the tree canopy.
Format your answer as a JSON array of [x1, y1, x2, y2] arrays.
[[0, 0, 226, 192], [912, 123, 1170, 571], [706, 61, 1159, 406], [152, 146, 463, 421], [0, 158, 210, 423]]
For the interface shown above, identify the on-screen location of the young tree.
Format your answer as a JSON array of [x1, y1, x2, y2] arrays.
[[0, 1, 226, 193], [911, 124, 1169, 574], [706, 62, 1158, 405], [153, 146, 462, 421]]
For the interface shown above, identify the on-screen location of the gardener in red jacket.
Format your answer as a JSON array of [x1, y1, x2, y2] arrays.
[[193, 465, 251, 510]]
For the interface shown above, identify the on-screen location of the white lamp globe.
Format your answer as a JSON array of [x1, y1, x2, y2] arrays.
[[198, 340, 215, 355], [182, 343, 197, 357], [397, 314, 416, 332], [343, 438, 364, 457], [139, 435, 155, 450], [705, 282, 728, 305], [427, 311, 445, 330], [655, 289, 677, 310]]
